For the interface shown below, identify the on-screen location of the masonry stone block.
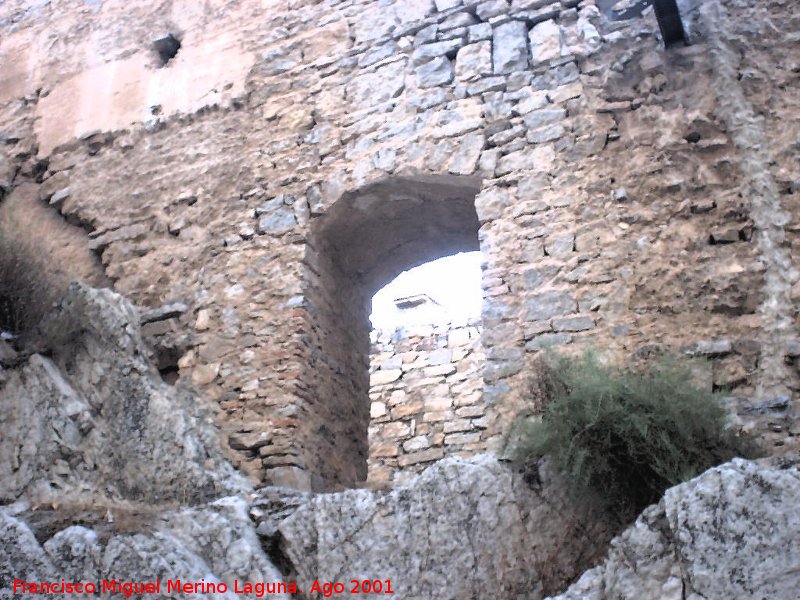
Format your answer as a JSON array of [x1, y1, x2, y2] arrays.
[[529, 19, 562, 64], [475, 187, 512, 223], [527, 123, 565, 144], [416, 56, 455, 88], [371, 369, 403, 385], [397, 448, 444, 466], [492, 21, 529, 74], [525, 290, 578, 321], [455, 41, 493, 81], [412, 40, 464, 66], [526, 333, 574, 350], [552, 316, 595, 332]]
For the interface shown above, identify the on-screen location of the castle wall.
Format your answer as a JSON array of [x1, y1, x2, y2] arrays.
[[1, 0, 798, 490], [368, 321, 484, 485]]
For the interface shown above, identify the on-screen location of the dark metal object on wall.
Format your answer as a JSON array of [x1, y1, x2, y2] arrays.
[[652, 0, 687, 47], [597, 0, 687, 47]]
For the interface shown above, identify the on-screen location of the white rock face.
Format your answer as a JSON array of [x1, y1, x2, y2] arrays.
[[0, 498, 290, 600], [548, 459, 800, 600], [0, 282, 245, 505], [0, 283, 288, 599], [275, 455, 612, 599]]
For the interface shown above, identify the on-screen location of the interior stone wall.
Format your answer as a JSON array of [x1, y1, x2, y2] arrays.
[[1, 0, 798, 490], [306, 176, 482, 489], [368, 321, 484, 485]]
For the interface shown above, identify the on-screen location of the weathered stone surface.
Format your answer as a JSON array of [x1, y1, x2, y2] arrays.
[[476, 0, 509, 20], [524, 107, 566, 129], [526, 333, 573, 350], [496, 145, 556, 175], [529, 19, 562, 64], [412, 40, 463, 66], [455, 41, 492, 81], [475, 186, 512, 222], [525, 290, 577, 321], [412, 57, 452, 89], [449, 133, 485, 175], [1, 498, 290, 599], [279, 455, 611, 598], [370, 368, 403, 385], [492, 21, 529, 74], [257, 206, 297, 235], [346, 60, 406, 104], [0, 282, 245, 504], [140, 301, 188, 323], [192, 361, 220, 384], [552, 316, 594, 332], [528, 123, 565, 144], [516, 87, 550, 113], [434, 0, 461, 10], [549, 459, 800, 600]]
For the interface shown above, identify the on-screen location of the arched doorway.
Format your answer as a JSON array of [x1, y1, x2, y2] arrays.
[[303, 175, 483, 489]]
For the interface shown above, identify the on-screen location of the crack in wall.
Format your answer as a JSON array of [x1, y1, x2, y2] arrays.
[[698, 0, 798, 399]]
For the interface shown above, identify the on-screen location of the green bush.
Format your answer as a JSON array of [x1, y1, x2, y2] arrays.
[[514, 351, 759, 521]]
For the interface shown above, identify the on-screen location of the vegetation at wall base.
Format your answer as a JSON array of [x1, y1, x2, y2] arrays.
[[0, 229, 63, 343], [514, 351, 760, 522]]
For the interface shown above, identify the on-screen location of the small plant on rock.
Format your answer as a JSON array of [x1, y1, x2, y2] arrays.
[[513, 351, 759, 521]]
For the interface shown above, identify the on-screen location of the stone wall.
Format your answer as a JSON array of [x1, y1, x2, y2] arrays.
[[368, 321, 484, 485], [1, 0, 799, 490]]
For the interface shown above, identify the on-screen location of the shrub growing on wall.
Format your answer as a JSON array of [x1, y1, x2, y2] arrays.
[[514, 352, 759, 521]]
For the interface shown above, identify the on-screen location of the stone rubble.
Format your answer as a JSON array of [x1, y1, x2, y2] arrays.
[[0, 282, 287, 597]]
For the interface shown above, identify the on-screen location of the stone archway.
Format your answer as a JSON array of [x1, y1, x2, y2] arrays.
[[302, 174, 483, 490]]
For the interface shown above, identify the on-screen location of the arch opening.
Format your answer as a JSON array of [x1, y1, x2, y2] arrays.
[[304, 175, 483, 490], [370, 252, 482, 331]]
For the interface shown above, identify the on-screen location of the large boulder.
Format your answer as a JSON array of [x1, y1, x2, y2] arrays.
[[548, 458, 800, 600], [273, 454, 612, 599], [0, 282, 288, 598]]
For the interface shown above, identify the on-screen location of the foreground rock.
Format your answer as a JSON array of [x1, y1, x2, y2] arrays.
[[0, 497, 290, 600], [0, 281, 245, 505], [0, 283, 288, 598], [270, 455, 612, 599], [548, 458, 800, 600]]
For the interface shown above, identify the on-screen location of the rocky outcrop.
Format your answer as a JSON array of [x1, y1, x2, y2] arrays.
[[548, 458, 800, 600], [0, 497, 289, 600], [270, 454, 612, 599], [0, 281, 245, 505], [0, 282, 289, 598], [1, 285, 798, 600]]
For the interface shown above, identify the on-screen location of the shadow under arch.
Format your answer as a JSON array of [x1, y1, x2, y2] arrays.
[[302, 174, 482, 490]]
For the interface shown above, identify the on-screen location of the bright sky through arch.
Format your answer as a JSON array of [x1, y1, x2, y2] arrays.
[[370, 251, 482, 331]]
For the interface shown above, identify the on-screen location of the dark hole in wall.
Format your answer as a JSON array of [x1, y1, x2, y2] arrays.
[[153, 344, 183, 385], [152, 34, 181, 67]]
